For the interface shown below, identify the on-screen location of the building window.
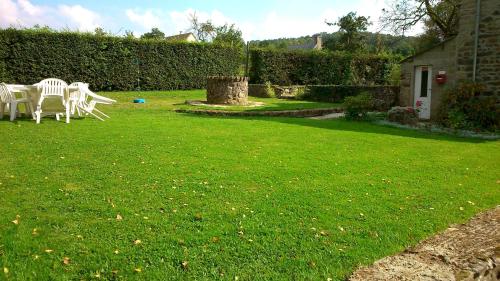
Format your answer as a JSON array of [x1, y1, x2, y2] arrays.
[[420, 69, 428, 97]]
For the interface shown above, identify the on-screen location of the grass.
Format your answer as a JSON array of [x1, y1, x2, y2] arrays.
[[0, 90, 499, 280], [130, 90, 340, 112]]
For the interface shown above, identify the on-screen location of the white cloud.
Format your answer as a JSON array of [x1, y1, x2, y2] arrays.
[[0, 0, 20, 26], [126, 9, 163, 31], [58, 5, 101, 31], [17, 0, 42, 16], [0, 0, 103, 32]]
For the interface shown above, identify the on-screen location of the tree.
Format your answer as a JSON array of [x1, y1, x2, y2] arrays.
[[140, 28, 165, 40], [380, 0, 460, 39], [327, 12, 371, 52], [213, 24, 245, 49], [188, 13, 216, 42], [94, 27, 109, 36], [124, 30, 135, 39]]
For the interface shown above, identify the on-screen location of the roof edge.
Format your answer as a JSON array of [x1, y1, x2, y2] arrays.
[[401, 36, 457, 63]]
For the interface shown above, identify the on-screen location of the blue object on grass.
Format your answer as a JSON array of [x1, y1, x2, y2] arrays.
[[133, 98, 145, 103]]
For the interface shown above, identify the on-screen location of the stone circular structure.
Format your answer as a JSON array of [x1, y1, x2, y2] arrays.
[[206, 76, 249, 105]]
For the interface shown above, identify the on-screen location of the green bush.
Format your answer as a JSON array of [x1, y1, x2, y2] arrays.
[[438, 83, 499, 131], [264, 81, 276, 98], [297, 85, 398, 108], [249, 48, 401, 86], [343, 92, 374, 120], [0, 28, 240, 91]]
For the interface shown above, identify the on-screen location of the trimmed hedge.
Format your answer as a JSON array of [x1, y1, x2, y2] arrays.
[[0, 29, 240, 91], [249, 48, 400, 86], [299, 85, 399, 110]]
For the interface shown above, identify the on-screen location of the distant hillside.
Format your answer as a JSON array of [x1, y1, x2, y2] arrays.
[[250, 32, 418, 57]]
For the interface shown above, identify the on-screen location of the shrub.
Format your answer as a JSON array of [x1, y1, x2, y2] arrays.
[[387, 106, 419, 125], [438, 83, 499, 131], [249, 48, 401, 86], [264, 81, 276, 98], [343, 92, 374, 120], [0, 28, 240, 91], [297, 85, 398, 109]]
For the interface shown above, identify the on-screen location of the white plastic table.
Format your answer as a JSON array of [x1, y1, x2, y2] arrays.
[[6, 84, 80, 110]]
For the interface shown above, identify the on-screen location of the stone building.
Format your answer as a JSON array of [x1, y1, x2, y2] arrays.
[[399, 0, 499, 120], [165, 32, 198, 43], [288, 34, 323, 50]]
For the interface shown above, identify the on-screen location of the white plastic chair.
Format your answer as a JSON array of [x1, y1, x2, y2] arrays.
[[68, 82, 88, 117], [0, 83, 34, 121], [70, 82, 115, 121], [35, 78, 70, 124]]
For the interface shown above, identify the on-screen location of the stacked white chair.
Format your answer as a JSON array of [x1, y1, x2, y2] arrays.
[[35, 78, 70, 124], [69, 82, 114, 121], [0, 82, 34, 121]]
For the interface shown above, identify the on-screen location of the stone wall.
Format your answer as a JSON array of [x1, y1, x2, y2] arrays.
[[456, 0, 500, 95], [206, 76, 249, 105], [248, 84, 306, 99], [400, 39, 457, 119]]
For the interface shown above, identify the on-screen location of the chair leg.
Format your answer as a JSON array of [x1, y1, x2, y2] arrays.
[[56, 114, 60, 121], [93, 107, 110, 118], [28, 103, 35, 120], [79, 106, 104, 121], [10, 102, 17, 121], [66, 106, 70, 123], [0, 103, 4, 119]]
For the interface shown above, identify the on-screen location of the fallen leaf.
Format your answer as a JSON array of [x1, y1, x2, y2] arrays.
[[116, 214, 123, 221], [112, 270, 118, 274], [320, 230, 328, 236], [3, 267, 8, 274], [459, 207, 464, 211], [44, 249, 53, 253], [211, 236, 220, 243], [114, 249, 119, 254], [11, 215, 20, 225], [62, 257, 70, 265], [181, 261, 189, 270], [134, 268, 142, 273], [32, 228, 38, 235], [133, 239, 141, 245], [338, 226, 345, 232]]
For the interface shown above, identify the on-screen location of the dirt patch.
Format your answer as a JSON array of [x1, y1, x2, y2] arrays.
[[350, 206, 500, 281], [175, 108, 343, 118], [185, 100, 265, 108]]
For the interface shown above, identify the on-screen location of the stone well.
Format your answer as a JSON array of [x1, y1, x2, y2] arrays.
[[206, 76, 249, 105]]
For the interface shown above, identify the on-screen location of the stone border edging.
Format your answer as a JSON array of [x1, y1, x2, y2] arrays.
[[175, 108, 343, 118]]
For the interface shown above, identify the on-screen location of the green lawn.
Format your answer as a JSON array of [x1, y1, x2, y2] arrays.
[[113, 90, 339, 112], [1, 90, 499, 280]]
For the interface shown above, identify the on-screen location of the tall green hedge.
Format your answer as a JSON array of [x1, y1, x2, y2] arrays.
[[0, 29, 240, 91], [249, 48, 400, 86]]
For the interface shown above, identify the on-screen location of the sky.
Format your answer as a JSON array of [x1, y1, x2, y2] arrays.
[[0, 0, 424, 40]]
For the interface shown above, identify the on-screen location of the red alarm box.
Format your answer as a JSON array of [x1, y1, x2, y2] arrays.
[[436, 71, 447, 84]]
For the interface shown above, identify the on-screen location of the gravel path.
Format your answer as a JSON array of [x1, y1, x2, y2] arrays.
[[350, 206, 500, 281]]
